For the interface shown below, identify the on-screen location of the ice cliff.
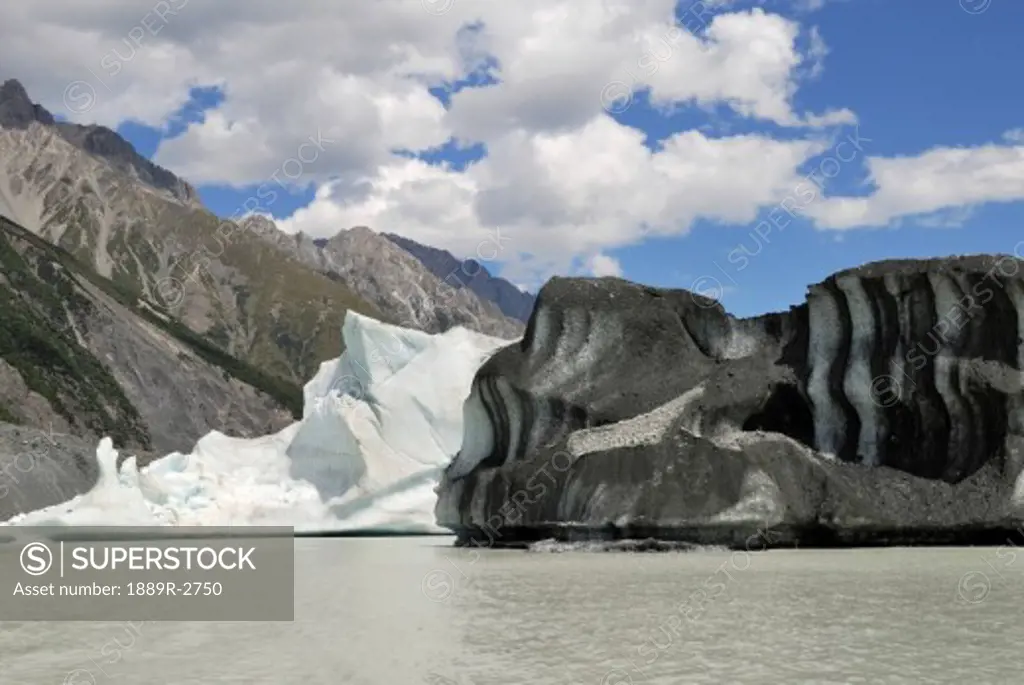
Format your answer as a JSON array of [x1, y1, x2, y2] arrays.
[[5, 312, 508, 532], [436, 256, 1024, 547]]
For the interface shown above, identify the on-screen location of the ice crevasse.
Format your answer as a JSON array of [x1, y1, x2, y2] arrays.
[[5, 313, 511, 532]]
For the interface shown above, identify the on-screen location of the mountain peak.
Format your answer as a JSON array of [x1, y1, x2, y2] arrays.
[[238, 214, 278, 236], [325, 225, 376, 249], [0, 79, 29, 101], [56, 121, 199, 206], [0, 78, 197, 207], [0, 79, 55, 127], [384, 233, 536, 322]]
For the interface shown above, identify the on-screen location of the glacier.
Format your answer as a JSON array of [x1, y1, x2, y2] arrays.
[[4, 312, 510, 532]]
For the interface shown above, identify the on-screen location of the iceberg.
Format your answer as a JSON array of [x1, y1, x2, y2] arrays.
[[5, 312, 510, 532]]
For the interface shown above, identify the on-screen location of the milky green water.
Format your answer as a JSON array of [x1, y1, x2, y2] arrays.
[[3, 538, 1022, 684]]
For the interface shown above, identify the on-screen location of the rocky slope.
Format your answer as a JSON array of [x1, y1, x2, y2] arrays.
[[0, 79, 383, 385], [435, 256, 1024, 547], [0, 213, 292, 454], [0, 421, 161, 522], [240, 216, 523, 339], [385, 232, 536, 322]]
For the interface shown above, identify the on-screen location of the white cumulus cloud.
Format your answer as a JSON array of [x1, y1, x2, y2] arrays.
[[807, 141, 1024, 230], [0, 0, 870, 286], [588, 254, 624, 277]]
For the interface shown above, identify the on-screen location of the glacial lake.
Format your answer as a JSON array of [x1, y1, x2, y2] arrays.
[[3, 537, 1022, 684]]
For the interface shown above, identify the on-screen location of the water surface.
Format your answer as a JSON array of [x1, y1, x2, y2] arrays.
[[3, 538, 1021, 684]]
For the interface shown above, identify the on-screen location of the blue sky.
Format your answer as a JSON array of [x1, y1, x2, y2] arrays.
[[77, 0, 1024, 316]]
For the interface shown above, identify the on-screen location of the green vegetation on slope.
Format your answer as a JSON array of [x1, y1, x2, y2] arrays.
[[143, 203, 387, 383], [135, 309, 305, 417], [0, 215, 305, 421], [0, 404, 22, 425], [0, 222, 150, 447]]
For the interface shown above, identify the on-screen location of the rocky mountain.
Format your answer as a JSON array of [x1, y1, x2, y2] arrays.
[[239, 216, 524, 339], [0, 213, 292, 454], [385, 232, 536, 322], [437, 257, 1024, 547], [0, 78, 384, 385], [0, 79, 199, 209]]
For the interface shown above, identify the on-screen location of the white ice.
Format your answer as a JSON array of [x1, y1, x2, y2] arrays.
[[5, 312, 509, 533]]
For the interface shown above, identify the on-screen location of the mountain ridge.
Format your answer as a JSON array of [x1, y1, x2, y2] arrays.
[[0, 79, 198, 208], [0, 77, 536, 461], [384, 232, 536, 323], [0, 211, 293, 453], [0, 78, 386, 386], [237, 216, 524, 339]]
